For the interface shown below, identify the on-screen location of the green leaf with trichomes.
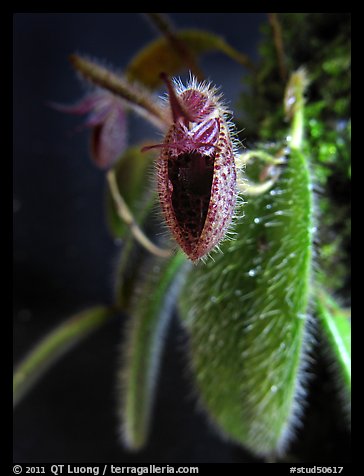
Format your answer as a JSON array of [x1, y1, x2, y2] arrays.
[[118, 251, 188, 450], [179, 147, 314, 456]]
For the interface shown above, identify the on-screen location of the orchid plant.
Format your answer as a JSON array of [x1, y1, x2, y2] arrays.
[[13, 13, 351, 462]]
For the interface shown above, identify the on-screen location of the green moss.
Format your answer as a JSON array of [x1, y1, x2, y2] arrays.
[[238, 13, 351, 297]]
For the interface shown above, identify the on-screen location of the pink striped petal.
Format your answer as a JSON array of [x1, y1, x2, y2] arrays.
[[90, 103, 127, 169], [52, 90, 128, 169]]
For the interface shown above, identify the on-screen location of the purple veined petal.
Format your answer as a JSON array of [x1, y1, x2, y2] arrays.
[[84, 104, 111, 127], [51, 89, 123, 125], [52, 89, 128, 169], [84, 91, 123, 126], [49, 92, 104, 116], [90, 103, 127, 169]]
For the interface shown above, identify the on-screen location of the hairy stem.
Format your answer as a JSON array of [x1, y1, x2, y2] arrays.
[[268, 13, 287, 82], [144, 13, 205, 81], [69, 55, 168, 130]]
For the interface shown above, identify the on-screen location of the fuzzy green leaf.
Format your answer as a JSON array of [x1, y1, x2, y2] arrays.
[[105, 145, 155, 239], [13, 306, 115, 407], [118, 252, 188, 449], [315, 290, 351, 394], [179, 148, 314, 456], [126, 29, 254, 89]]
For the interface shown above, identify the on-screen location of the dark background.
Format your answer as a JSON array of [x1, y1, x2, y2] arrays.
[[13, 13, 350, 464]]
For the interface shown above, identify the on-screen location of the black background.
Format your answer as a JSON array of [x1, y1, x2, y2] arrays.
[[13, 13, 350, 463]]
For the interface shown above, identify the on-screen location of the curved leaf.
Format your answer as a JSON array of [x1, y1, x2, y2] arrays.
[[315, 290, 351, 399], [118, 252, 188, 449], [13, 306, 115, 407], [179, 147, 314, 456], [126, 29, 255, 89]]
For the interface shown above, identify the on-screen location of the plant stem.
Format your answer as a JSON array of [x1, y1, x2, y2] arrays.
[[144, 13, 205, 81], [236, 150, 286, 196], [291, 100, 304, 150], [315, 290, 351, 391], [285, 68, 308, 150], [69, 55, 168, 130], [106, 169, 171, 258], [13, 306, 116, 407], [268, 13, 287, 82]]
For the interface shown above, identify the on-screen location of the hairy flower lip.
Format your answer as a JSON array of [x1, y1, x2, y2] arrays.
[[157, 122, 237, 262], [154, 75, 238, 261]]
